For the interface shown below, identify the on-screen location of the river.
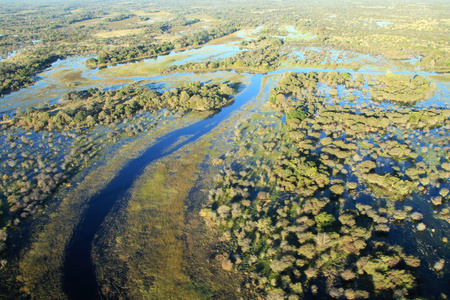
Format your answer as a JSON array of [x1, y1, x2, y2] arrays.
[[63, 74, 262, 299]]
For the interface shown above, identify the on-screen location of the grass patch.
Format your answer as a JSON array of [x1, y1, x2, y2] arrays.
[[94, 131, 246, 299], [206, 30, 246, 45], [94, 28, 146, 38], [96, 149, 205, 299]]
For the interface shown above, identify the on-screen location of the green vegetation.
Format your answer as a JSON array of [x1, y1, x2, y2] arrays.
[[0, 51, 64, 97], [314, 212, 335, 228], [163, 37, 285, 74], [0, 0, 448, 96], [202, 71, 450, 298], [0, 0, 448, 299], [0, 79, 238, 267], [370, 73, 437, 104], [5, 81, 236, 132], [94, 142, 245, 299], [13, 108, 218, 299]]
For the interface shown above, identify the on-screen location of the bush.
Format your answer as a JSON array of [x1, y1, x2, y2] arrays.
[[314, 212, 335, 228], [286, 107, 307, 122]]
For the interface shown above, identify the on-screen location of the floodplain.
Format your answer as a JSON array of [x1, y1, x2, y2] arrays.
[[0, 1, 449, 299]]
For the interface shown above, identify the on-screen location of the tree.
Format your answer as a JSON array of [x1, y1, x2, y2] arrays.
[[314, 212, 335, 228]]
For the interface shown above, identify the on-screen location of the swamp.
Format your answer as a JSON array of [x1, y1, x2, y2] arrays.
[[0, 0, 449, 299]]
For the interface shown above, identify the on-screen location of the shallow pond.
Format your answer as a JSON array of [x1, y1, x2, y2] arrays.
[[376, 21, 394, 27], [0, 50, 20, 62]]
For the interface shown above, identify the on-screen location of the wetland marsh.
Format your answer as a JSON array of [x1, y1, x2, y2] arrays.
[[0, 1, 449, 299]]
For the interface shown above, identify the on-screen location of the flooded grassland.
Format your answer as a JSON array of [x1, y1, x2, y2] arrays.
[[8, 109, 223, 298], [202, 71, 450, 299], [93, 140, 243, 299], [0, 31, 449, 300]]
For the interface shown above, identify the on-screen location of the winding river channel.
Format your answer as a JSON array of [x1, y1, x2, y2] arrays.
[[63, 73, 262, 299]]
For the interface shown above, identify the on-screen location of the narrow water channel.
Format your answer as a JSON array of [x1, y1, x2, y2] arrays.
[[62, 74, 263, 299]]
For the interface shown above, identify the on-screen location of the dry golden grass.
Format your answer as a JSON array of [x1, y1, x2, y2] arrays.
[[190, 15, 222, 26], [167, 25, 187, 34], [97, 59, 171, 76], [134, 10, 174, 23], [166, 17, 221, 36], [392, 19, 442, 31], [153, 33, 180, 42], [94, 28, 145, 38], [206, 30, 246, 45], [107, 17, 139, 28], [51, 69, 85, 83]]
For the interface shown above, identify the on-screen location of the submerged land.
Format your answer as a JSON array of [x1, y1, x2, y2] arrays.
[[0, 0, 449, 299]]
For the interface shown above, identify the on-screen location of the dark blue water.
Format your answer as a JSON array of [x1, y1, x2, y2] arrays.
[[62, 74, 262, 299]]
